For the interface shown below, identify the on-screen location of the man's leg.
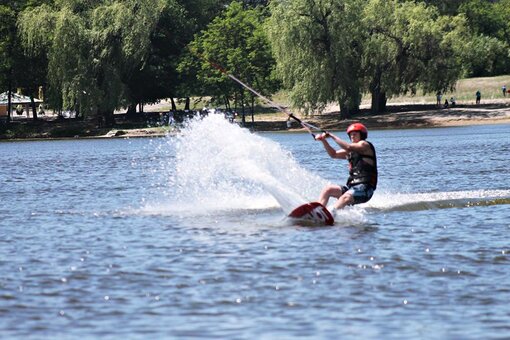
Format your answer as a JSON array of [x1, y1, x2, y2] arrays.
[[336, 184, 374, 211], [318, 185, 344, 207], [331, 192, 354, 211]]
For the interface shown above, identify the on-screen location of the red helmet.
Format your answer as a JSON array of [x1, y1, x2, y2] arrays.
[[346, 123, 368, 140]]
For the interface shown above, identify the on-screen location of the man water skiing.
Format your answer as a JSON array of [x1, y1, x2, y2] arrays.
[[315, 123, 377, 215]]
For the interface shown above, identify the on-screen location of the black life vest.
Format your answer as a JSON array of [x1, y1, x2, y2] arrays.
[[346, 141, 378, 189]]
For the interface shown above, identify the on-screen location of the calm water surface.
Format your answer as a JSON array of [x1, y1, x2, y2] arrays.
[[1, 117, 509, 339]]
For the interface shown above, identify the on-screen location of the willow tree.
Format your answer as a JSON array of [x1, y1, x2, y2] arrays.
[[362, 0, 469, 113], [18, 0, 164, 125], [267, 0, 365, 118], [268, 0, 473, 116]]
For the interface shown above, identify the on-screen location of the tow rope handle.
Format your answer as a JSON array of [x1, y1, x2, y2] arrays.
[[287, 113, 329, 139]]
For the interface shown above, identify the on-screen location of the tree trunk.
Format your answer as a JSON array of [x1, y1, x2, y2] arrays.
[[370, 69, 386, 114], [7, 81, 12, 123], [240, 91, 246, 126], [379, 91, 387, 112], [251, 96, 255, 124], [371, 88, 381, 114], [170, 98, 177, 112], [184, 97, 190, 111], [371, 88, 387, 114], [30, 96, 37, 121], [339, 88, 361, 119], [223, 95, 231, 111], [339, 104, 352, 120], [102, 109, 115, 127], [126, 104, 137, 117]]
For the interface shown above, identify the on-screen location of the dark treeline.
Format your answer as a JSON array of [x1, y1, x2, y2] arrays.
[[1, 0, 509, 125]]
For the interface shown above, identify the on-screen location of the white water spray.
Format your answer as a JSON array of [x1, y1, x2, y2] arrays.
[[141, 115, 510, 221], [151, 114, 328, 216], [367, 189, 510, 211]]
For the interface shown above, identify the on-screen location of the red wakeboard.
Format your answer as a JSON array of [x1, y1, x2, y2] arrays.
[[288, 202, 334, 226]]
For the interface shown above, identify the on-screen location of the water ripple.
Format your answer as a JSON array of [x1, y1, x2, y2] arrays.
[[1, 124, 509, 338]]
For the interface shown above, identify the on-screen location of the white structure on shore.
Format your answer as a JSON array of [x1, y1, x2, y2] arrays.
[[0, 91, 43, 119]]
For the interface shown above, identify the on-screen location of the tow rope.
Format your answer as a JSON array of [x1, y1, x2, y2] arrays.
[[204, 59, 327, 139]]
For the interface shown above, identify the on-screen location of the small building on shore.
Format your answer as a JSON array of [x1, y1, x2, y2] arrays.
[[0, 92, 43, 119]]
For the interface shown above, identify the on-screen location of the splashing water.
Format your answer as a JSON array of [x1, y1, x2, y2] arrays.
[[150, 114, 328, 216], [140, 115, 510, 224]]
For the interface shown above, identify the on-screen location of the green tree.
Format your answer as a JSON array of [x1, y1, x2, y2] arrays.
[[362, 0, 468, 112], [459, 0, 502, 37], [0, 4, 15, 97], [19, 0, 165, 125], [459, 0, 510, 76], [268, 0, 469, 116], [1, 1, 50, 123], [421, 0, 468, 15], [180, 1, 278, 123], [460, 35, 508, 77], [243, 0, 269, 7], [125, 0, 228, 115], [267, 0, 364, 118]]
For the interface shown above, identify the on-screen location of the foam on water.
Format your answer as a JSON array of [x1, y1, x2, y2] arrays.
[[366, 189, 510, 212], [144, 114, 328, 217]]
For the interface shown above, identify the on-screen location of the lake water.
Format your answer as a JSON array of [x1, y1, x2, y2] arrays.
[[1, 115, 509, 339]]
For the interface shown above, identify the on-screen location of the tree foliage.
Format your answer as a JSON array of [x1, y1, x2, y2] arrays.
[[180, 1, 278, 117], [267, 0, 365, 117], [459, 0, 510, 76], [126, 0, 229, 112], [0, 4, 15, 90], [421, 0, 467, 15], [1, 0, 507, 124], [267, 0, 469, 115], [18, 0, 165, 123], [362, 0, 468, 111], [0, 1, 49, 122]]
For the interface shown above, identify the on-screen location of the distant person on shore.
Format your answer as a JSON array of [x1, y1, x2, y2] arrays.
[[38, 104, 45, 115], [436, 91, 442, 107], [476, 90, 481, 104], [286, 116, 292, 129], [502, 85, 507, 97], [443, 99, 449, 108], [168, 110, 175, 126], [450, 97, 456, 107], [315, 123, 377, 215]]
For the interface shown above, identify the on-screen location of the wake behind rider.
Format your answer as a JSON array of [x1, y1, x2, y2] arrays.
[[315, 123, 377, 214]]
